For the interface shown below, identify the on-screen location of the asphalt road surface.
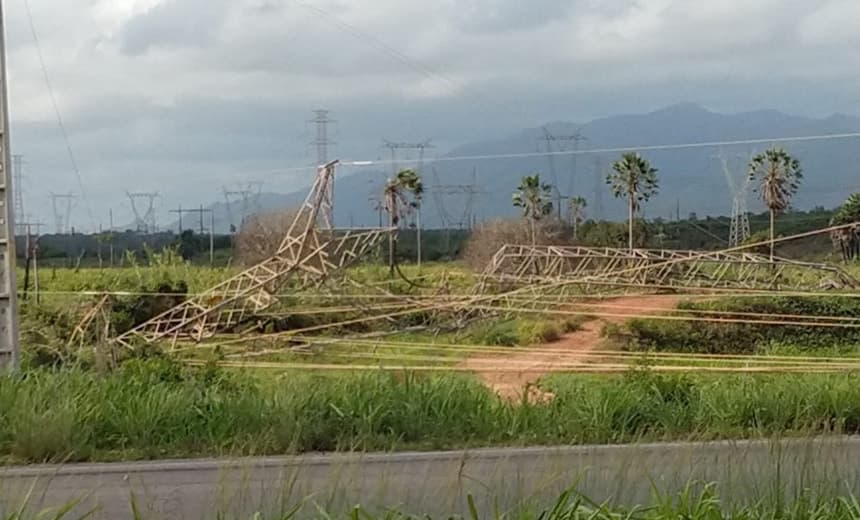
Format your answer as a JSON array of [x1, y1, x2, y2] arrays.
[[3, 437, 860, 519]]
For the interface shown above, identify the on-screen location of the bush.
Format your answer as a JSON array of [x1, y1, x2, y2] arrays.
[[460, 218, 570, 271], [234, 209, 304, 266], [623, 296, 860, 354]]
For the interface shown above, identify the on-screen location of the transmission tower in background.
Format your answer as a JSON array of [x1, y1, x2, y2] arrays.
[[11, 154, 24, 235], [126, 191, 159, 234], [223, 182, 263, 231], [382, 139, 433, 177], [719, 153, 752, 247], [540, 129, 587, 221], [49, 193, 75, 234], [309, 109, 336, 166], [430, 167, 481, 230]]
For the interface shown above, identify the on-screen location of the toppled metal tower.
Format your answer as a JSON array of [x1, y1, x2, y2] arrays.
[[115, 161, 391, 349], [477, 245, 860, 294]]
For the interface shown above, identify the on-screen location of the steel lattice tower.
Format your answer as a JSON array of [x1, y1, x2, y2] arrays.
[[719, 154, 751, 247]]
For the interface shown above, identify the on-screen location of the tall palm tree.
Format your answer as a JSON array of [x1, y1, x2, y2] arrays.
[[607, 153, 659, 251], [830, 193, 860, 262], [512, 174, 553, 245], [383, 169, 423, 273], [748, 148, 802, 261], [568, 196, 587, 240]]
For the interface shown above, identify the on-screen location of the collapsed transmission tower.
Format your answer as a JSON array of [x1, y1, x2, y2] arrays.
[[49, 193, 75, 234], [113, 161, 393, 349], [126, 192, 159, 234], [719, 154, 752, 247], [476, 245, 860, 295]]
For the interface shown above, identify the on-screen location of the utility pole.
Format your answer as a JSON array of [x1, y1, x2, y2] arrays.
[[49, 193, 75, 234], [108, 209, 115, 266], [19, 220, 43, 301], [0, 0, 20, 370], [170, 206, 215, 264], [126, 191, 159, 234]]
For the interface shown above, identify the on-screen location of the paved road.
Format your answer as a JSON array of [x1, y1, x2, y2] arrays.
[[3, 437, 860, 519]]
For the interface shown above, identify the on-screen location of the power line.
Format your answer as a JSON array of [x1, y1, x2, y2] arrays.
[[342, 132, 860, 168], [149, 131, 860, 184], [22, 0, 94, 227]]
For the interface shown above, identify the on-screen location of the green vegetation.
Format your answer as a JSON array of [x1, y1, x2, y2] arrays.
[[512, 173, 554, 245], [13, 486, 860, 519], [830, 193, 860, 261], [7, 363, 860, 464], [619, 296, 860, 354]]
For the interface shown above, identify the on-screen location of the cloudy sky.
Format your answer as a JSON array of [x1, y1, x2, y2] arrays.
[[6, 0, 860, 230]]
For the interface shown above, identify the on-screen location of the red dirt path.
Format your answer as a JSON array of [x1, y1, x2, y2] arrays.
[[463, 295, 682, 401]]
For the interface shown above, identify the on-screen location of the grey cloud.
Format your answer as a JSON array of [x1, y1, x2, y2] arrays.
[[451, 0, 573, 32], [119, 0, 232, 55], [6, 0, 860, 231]]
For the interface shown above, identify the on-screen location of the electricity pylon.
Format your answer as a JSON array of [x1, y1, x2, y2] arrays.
[[126, 192, 159, 234], [719, 154, 751, 247]]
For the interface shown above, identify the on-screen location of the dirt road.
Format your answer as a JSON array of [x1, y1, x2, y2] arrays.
[[464, 294, 682, 400]]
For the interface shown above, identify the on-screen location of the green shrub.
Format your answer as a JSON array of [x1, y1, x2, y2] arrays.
[[623, 296, 860, 354]]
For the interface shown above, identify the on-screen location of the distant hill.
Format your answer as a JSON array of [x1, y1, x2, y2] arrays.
[[188, 104, 860, 231]]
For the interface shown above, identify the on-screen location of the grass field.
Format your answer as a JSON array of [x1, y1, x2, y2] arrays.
[[6, 360, 860, 464]]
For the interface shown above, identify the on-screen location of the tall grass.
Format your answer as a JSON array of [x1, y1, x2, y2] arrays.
[[9, 487, 860, 519], [5, 362, 860, 464]]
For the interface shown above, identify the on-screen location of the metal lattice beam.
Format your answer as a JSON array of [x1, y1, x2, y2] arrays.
[[477, 245, 860, 294], [114, 161, 393, 349]]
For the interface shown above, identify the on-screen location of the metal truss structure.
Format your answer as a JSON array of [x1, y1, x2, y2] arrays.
[[114, 161, 393, 349], [476, 245, 860, 294]]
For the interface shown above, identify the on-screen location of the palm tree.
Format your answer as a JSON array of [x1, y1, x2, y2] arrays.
[[748, 148, 802, 261], [512, 174, 553, 245], [607, 153, 659, 251], [830, 193, 860, 262], [568, 196, 587, 240], [383, 169, 423, 273]]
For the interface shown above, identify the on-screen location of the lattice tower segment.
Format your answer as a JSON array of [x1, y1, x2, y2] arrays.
[[113, 161, 393, 348], [476, 245, 860, 295]]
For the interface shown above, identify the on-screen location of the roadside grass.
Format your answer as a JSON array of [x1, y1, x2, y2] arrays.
[[6, 361, 860, 464], [9, 485, 860, 519]]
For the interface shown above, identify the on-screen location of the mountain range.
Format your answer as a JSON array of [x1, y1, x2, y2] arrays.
[[192, 103, 860, 232]]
